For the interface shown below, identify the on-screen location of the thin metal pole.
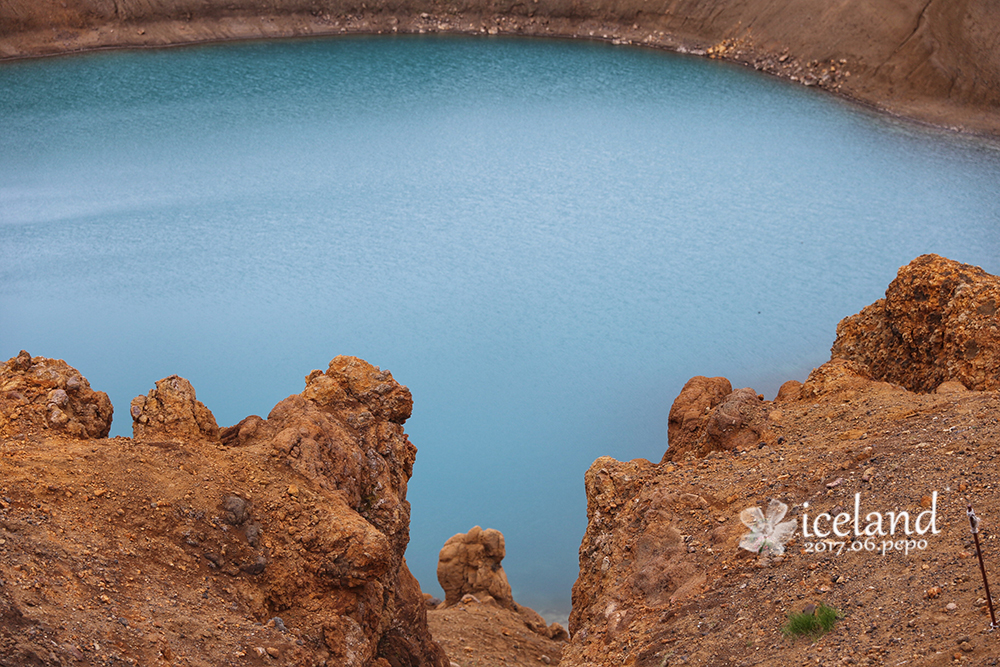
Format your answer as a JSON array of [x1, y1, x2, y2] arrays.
[[968, 503, 998, 630]]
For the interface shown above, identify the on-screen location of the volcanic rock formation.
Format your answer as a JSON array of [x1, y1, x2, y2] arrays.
[[436, 526, 569, 641], [565, 255, 1000, 666], [130, 374, 220, 445], [437, 525, 516, 609], [0, 350, 113, 439], [832, 253, 1000, 393], [0, 355, 447, 667], [663, 379, 771, 461]]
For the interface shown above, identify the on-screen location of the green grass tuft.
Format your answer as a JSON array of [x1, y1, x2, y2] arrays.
[[782, 603, 842, 639]]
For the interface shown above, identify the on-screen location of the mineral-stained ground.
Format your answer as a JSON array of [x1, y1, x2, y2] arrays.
[[3, 254, 1000, 667]]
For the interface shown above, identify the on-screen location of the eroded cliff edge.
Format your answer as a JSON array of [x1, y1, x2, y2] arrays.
[[1, 0, 999, 137], [565, 254, 1000, 666], [0, 355, 447, 666]]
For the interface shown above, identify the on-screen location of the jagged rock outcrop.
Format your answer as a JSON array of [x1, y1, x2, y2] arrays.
[[0, 350, 113, 439], [216, 355, 446, 666], [831, 254, 1000, 393], [665, 375, 732, 456], [437, 525, 515, 609], [130, 374, 221, 444], [0, 355, 447, 667], [223, 356, 416, 544], [566, 255, 1000, 666], [566, 456, 725, 666], [664, 380, 772, 460]]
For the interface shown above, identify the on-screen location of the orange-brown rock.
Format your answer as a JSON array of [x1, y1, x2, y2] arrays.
[[427, 597, 568, 666], [665, 375, 732, 455], [799, 358, 881, 400], [130, 374, 220, 444], [215, 355, 446, 666], [566, 375, 1000, 666], [435, 526, 570, 644], [566, 256, 1000, 666], [0, 355, 447, 667], [223, 356, 416, 543], [0, 350, 113, 439], [437, 525, 515, 609], [663, 382, 770, 460], [567, 456, 723, 665], [831, 254, 1000, 393]]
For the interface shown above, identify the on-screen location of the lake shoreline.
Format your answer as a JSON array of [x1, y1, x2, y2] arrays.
[[2, 1, 999, 139]]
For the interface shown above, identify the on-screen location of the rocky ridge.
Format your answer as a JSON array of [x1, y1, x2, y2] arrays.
[[0, 355, 446, 666], [565, 255, 1000, 666], [0, 0, 998, 136]]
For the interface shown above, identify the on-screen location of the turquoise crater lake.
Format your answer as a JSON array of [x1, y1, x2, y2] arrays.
[[2, 35, 999, 620]]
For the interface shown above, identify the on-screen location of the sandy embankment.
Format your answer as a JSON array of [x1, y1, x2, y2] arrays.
[[1, 0, 999, 138]]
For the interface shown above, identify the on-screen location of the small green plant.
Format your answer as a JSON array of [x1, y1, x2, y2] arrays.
[[781, 603, 842, 639]]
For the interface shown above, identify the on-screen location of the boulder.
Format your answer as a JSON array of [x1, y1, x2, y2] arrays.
[[665, 376, 732, 454], [130, 375, 220, 444], [663, 382, 768, 460], [0, 350, 113, 439], [831, 254, 1000, 392], [437, 526, 515, 609]]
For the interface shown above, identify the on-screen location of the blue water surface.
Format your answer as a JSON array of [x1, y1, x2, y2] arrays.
[[2, 35, 999, 619]]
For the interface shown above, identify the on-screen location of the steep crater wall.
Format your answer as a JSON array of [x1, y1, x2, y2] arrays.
[[1, 0, 999, 136], [0, 353, 447, 667]]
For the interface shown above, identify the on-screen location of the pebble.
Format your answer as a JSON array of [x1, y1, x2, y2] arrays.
[[959, 641, 973, 652], [926, 586, 942, 598], [539, 655, 552, 664], [946, 602, 958, 611], [826, 478, 844, 489], [266, 647, 280, 658]]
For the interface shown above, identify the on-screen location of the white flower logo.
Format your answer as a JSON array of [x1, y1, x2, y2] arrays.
[[739, 499, 797, 556]]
